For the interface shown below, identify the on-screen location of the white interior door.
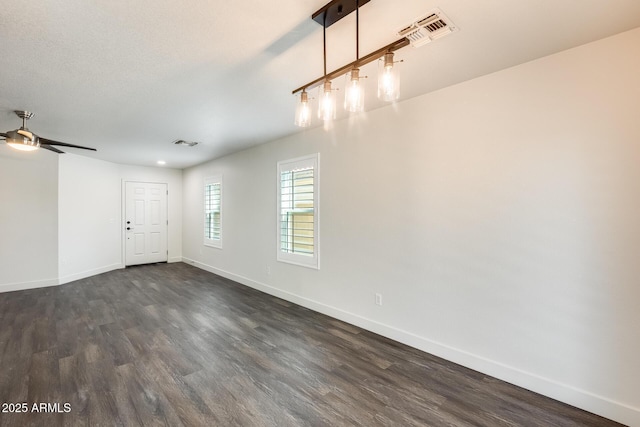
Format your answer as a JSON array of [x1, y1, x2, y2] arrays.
[[125, 182, 168, 266]]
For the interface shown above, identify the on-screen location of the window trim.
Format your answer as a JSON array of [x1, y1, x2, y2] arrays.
[[204, 174, 223, 249], [276, 153, 320, 269]]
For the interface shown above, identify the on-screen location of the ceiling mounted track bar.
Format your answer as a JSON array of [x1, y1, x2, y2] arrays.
[[312, 0, 371, 28], [292, 37, 409, 94]]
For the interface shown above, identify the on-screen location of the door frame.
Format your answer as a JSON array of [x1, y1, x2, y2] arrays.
[[121, 180, 169, 267]]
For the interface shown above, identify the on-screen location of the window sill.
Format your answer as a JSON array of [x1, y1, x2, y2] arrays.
[[277, 254, 319, 270]]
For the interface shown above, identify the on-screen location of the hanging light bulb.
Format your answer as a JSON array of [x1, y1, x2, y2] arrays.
[[317, 81, 336, 122], [378, 52, 400, 102], [294, 90, 312, 127], [344, 68, 365, 112]]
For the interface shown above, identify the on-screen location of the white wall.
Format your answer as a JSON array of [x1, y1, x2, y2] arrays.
[[1, 149, 183, 288], [0, 149, 58, 291], [182, 28, 640, 426], [58, 154, 121, 283], [57, 156, 184, 284]]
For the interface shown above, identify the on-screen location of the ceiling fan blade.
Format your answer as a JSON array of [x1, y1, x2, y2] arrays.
[[0, 132, 7, 138], [40, 144, 65, 154], [39, 137, 97, 151]]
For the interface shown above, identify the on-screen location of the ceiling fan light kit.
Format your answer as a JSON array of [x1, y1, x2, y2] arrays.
[[293, 1, 457, 127], [4, 111, 39, 151], [6, 136, 39, 151], [1, 110, 96, 154]]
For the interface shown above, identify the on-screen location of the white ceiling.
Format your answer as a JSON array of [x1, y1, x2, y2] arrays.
[[1, 0, 639, 169]]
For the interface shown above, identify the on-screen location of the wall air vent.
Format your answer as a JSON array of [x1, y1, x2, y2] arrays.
[[173, 139, 199, 147], [398, 8, 458, 48]]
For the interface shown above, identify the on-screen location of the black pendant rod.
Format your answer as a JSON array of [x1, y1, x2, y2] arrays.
[[323, 13, 327, 77], [356, 0, 359, 61]]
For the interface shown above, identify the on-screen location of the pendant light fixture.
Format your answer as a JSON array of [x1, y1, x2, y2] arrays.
[[344, 1, 365, 113], [318, 81, 336, 121], [344, 68, 364, 112], [293, 0, 409, 127], [318, 13, 336, 123], [378, 52, 400, 101], [294, 90, 312, 127], [292, 2, 457, 127]]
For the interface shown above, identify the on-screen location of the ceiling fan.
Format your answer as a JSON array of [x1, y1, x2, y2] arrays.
[[0, 110, 96, 154]]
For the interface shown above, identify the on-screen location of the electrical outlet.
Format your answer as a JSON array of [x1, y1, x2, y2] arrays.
[[375, 293, 382, 306], [267, 266, 271, 275]]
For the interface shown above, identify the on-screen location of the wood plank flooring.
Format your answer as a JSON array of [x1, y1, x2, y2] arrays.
[[0, 263, 624, 426]]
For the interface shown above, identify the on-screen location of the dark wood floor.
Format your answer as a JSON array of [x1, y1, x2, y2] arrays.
[[0, 263, 623, 426]]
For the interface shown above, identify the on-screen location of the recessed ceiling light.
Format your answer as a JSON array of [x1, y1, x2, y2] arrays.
[[157, 160, 166, 165]]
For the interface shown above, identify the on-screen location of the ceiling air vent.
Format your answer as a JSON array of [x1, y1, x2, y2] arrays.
[[398, 8, 458, 48], [173, 139, 199, 147]]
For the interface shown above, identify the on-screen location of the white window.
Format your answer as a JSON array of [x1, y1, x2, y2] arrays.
[[277, 154, 319, 269], [204, 175, 222, 248]]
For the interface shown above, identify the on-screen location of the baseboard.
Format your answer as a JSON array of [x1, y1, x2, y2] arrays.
[[168, 256, 182, 263], [0, 278, 59, 294], [59, 263, 124, 285], [182, 257, 639, 427]]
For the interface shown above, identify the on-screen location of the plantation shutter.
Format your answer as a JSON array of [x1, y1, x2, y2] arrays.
[[277, 154, 319, 269], [204, 176, 222, 247]]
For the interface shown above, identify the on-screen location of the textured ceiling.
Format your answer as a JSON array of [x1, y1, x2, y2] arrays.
[[1, 0, 640, 168]]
